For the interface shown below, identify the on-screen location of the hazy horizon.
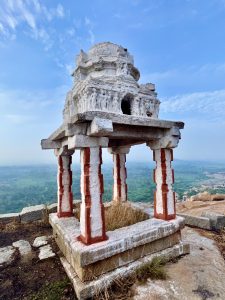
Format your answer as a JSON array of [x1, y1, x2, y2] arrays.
[[0, 0, 225, 164]]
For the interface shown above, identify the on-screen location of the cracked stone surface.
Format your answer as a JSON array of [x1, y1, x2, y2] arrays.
[[33, 235, 49, 248], [133, 227, 225, 300], [38, 245, 55, 260]]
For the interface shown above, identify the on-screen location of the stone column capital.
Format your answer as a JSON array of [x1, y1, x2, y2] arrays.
[[108, 146, 131, 154], [147, 126, 181, 150], [54, 146, 74, 157]]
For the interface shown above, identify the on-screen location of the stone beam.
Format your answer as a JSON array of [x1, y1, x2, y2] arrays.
[[48, 124, 66, 141], [108, 139, 145, 148], [68, 135, 109, 149], [41, 139, 62, 149], [70, 111, 184, 129]]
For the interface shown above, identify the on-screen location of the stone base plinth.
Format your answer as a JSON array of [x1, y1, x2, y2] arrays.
[[49, 212, 185, 282], [60, 241, 190, 300]]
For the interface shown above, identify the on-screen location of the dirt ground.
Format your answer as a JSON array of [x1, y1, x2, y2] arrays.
[[0, 221, 77, 300]]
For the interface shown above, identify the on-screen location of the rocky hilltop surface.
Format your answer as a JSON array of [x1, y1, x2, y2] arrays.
[[0, 197, 225, 300]]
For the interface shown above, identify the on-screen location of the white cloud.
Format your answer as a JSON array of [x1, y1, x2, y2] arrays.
[[0, 85, 69, 117], [161, 89, 225, 122], [84, 17, 95, 44], [141, 62, 225, 96], [56, 4, 65, 18], [5, 113, 35, 124], [0, 1, 66, 42]]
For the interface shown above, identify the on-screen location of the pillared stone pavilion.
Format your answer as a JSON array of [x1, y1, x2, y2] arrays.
[[42, 42, 184, 246]]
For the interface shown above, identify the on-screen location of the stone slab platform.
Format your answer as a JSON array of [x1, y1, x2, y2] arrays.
[[60, 241, 190, 300], [50, 213, 185, 281]]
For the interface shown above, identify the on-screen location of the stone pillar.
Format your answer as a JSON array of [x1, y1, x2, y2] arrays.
[[113, 153, 128, 202], [153, 148, 176, 220], [78, 147, 107, 245], [57, 154, 73, 218]]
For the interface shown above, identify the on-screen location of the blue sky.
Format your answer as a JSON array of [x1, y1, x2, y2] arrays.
[[0, 0, 225, 165]]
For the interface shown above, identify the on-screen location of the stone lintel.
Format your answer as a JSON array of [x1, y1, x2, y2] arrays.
[[70, 111, 184, 129], [49, 213, 185, 267], [68, 135, 109, 149], [108, 139, 144, 148]]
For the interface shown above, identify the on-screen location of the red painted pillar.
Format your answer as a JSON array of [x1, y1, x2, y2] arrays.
[[153, 148, 176, 220], [57, 155, 73, 218], [113, 153, 128, 202], [78, 147, 107, 245]]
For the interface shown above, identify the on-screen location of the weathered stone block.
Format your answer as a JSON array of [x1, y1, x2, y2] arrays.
[[201, 211, 225, 231], [33, 236, 49, 248], [68, 135, 109, 149], [178, 213, 211, 230], [20, 204, 47, 223], [0, 213, 20, 224], [38, 245, 55, 260]]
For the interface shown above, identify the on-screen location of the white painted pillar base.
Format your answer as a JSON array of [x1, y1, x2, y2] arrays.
[[113, 153, 128, 202], [78, 147, 107, 245], [57, 155, 73, 218], [153, 148, 176, 220]]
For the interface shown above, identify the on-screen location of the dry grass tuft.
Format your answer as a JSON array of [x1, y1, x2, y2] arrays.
[[104, 202, 149, 231], [94, 275, 136, 300], [136, 256, 168, 283], [74, 202, 149, 232]]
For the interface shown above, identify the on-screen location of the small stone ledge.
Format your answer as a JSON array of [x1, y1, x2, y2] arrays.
[[61, 241, 190, 300], [0, 213, 20, 224], [0, 200, 82, 224], [177, 213, 211, 230]]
